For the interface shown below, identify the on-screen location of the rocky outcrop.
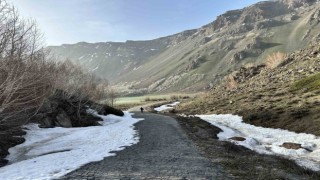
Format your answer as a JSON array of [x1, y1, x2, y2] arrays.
[[229, 65, 266, 84], [231, 51, 246, 62], [93, 104, 124, 117], [185, 56, 206, 71], [0, 90, 125, 167], [0, 126, 26, 167], [246, 38, 262, 49], [309, 9, 320, 25], [32, 91, 124, 128], [280, 0, 317, 9]]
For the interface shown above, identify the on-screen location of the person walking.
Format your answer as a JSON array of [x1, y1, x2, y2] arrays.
[[140, 107, 144, 113]]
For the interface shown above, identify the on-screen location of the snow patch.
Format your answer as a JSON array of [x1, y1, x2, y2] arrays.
[[91, 66, 99, 71], [78, 55, 85, 60], [197, 114, 320, 171], [206, 33, 215, 38], [154, 102, 180, 112], [0, 111, 143, 180], [133, 66, 141, 71]]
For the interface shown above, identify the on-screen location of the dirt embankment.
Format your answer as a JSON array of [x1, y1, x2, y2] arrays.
[[174, 115, 320, 179]]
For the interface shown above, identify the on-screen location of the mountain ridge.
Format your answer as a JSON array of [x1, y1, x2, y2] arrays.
[[49, 0, 320, 94]]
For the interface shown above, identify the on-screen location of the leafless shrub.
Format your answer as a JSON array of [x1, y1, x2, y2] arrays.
[[53, 60, 109, 101], [180, 95, 190, 99], [104, 88, 119, 107], [265, 51, 287, 69], [0, 1, 54, 126], [170, 95, 178, 101], [0, 0, 110, 126], [144, 97, 167, 102], [144, 97, 151, 102]]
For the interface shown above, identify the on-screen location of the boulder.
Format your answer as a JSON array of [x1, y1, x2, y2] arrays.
[[55, 110, 72, 128], [98, 105, 124, 117], [0, 126, 26, 167], [281, 142, 302, 150], [232, 51, 246, 62], [42, 117, 55, 128], [78, 113, 103, 127], [32, 113, 55, 128]]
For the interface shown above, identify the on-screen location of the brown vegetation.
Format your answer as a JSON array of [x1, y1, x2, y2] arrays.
[[225, 74, 238, 90], [144, 97, 167, 102], [178, 43, 320, 135], [0, 0, 109, 127], [265, 51, 287, 69]]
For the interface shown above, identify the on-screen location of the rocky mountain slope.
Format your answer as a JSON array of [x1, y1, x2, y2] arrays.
[[178, 42, 320, 135], [49, 0, 320, 93]]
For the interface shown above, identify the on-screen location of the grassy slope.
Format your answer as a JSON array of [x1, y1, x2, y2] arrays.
[[178, 43, 320, 135], [119, 6, 319, 92], [292, 72, 320, 91]]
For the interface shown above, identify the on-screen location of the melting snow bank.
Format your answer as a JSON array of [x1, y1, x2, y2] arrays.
[[197, 114, 320, 171], [154, 102, 180, 112], [0, 111, 143, 180]]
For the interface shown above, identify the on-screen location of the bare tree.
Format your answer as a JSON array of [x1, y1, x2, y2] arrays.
[[0, 0, 110, 127], [106, 88, 119, 107], [0, 0, 52, 126]]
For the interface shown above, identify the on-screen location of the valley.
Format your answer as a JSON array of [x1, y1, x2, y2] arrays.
[[49, 0, 320, 94], [1, 0, 320, 179]]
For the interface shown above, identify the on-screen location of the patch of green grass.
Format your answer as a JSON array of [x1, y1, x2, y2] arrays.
[[116, 93, 199, 105], [291, 72, 320, 91]]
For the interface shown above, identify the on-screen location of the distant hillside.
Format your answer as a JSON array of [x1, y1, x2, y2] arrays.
[[49, 0, 320, 94]]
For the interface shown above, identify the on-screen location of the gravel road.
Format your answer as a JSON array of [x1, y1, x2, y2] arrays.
[[60, 112, 230, 180]]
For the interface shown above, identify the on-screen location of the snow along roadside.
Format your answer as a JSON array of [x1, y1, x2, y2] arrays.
[[196, 114, 320, 171], [0, 111, 143, 180], [154, 102, 180, 112]]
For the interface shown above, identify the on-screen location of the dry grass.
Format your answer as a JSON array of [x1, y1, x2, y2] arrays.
[[144, 97, 167, 102], [265, 51, 287, 69], [244, 62, 255, 69], [226, 74, 238, 90]]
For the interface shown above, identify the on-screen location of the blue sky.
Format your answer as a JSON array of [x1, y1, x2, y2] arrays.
[[11, 0, 262, 46]]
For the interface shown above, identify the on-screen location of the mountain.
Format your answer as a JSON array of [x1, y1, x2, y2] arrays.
[[49, 0, 320, 94], [178, 40, 320, 135]]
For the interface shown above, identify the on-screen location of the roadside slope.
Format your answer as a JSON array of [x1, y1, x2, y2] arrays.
[[179, 43, 320, 135]]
